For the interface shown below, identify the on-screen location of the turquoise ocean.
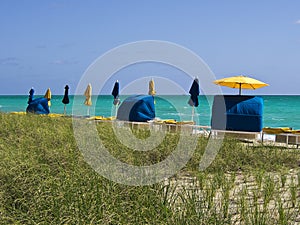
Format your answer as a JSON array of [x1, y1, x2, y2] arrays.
[[0, 95, 299, 130]]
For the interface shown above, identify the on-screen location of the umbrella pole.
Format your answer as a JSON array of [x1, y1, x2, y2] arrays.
[[115, 105, 118, 118], [87, 106, 90, 117], [191, 106, 195, 123], [64, 105, 66, 115], [239, 84, 241, 95]]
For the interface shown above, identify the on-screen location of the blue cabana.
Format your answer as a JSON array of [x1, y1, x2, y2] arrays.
[[117, 95, 155, 122], [26, 97, 50, 115], [211, 95, 263, 132]]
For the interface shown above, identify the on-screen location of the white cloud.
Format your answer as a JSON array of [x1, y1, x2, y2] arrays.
[[36, 44, 47, 49], [296, 20, 300, 24], [0, 57, 20, 66], [121, 76, 186, 95], [57, 43, 75, 48], [51, 59, 78, 65]]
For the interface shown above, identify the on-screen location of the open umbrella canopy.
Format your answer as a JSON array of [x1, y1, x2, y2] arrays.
[[148, 79, 156, 96], [213, 75, 269, 95], [188, 78, 200, 107], [44, 88, 51, 107], [84, 83, 92, 106], [62, 85, 70, 105]]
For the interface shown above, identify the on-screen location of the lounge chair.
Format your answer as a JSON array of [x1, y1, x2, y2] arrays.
[[262, 127, 300, 148]]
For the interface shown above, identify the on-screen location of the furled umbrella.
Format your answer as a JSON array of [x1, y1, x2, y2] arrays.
[[148, 79, 156, 96], [188, 78, 200, 123], [213, 75, 269, 95], [148, 78, 156, 104], [62, 85, 70, 115], [28, 88, 34, 104], [111, 80, 120, 117], [84, 83, 92, 116], [44, 88, 51, 107], [112, 80, 120, 106]]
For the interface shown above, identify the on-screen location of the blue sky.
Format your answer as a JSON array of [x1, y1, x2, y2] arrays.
[[1, 0, 300, 95]]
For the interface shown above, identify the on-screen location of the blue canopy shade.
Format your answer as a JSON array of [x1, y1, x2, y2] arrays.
[[211, 95, 263, 132], [26, 97, 50, 115], [117, 95, 155, 122]]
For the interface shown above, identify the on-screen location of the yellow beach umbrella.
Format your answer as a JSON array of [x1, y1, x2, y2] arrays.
[[44, 88, 51, 107], [84, 83, 92, 106], [148, 79, 156, 96], [213, 75, 269, 95], [84, 84, 92, 116]]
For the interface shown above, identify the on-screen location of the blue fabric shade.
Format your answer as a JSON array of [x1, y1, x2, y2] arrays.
[[26, 97, 50, 115], [117, 95, 155, 122], [211, 95, 263, 132]]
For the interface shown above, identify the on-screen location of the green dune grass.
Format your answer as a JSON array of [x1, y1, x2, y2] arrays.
[[1, 113, 300, 224]]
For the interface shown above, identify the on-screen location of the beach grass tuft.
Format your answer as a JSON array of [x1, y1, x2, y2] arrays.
[[1, 113, 300, 224]]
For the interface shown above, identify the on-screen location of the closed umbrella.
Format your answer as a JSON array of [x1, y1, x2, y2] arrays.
[[188, 78, 200, 123], [213, 75, 269, 95], [148, 78, 156, 104], [112, 80, 120, 105], [44, 88, 51, 107], [188, 78, 200, 107], [112, 80, 120, 117], [84, 83, 92, 116], [62, 85, 70, 114], [28, 88, 34, 104], [148, 79, 156, 96]]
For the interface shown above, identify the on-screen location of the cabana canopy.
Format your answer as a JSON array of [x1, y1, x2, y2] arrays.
[[211, 95, 263, 132], [117, 95, 155, 122], [26, 97, 50, 114]]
